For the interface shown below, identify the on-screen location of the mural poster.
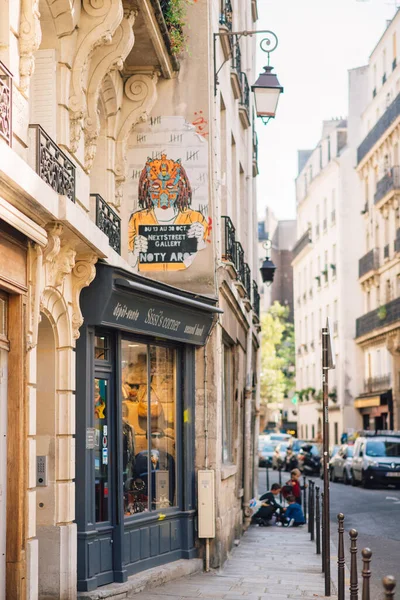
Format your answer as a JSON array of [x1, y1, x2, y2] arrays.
[[127, 116, 211, 272]]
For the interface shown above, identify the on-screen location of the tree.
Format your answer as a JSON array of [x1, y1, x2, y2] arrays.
[[260, 302, 295, 405]]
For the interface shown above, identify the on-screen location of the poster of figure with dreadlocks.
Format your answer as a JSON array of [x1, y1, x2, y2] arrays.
[[128, 153, 211, 272]]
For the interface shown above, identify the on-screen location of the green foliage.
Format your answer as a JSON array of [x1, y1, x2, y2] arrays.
[[378, 305, 387, 321], [164, 0, 194, 55], [260, 302, 295, 406]]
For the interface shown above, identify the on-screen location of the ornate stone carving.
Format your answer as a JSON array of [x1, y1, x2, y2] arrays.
[[19, 0, 42, 96], [69, 0, 123, 152], [43, 223, 64, 263], [387, 331, 400, 355], [114, 72, 159, 206], [71, 254, 98, 339], [46, 0, 77, 37], [54, 245, 77, 287], [84, 9, 136, 171]]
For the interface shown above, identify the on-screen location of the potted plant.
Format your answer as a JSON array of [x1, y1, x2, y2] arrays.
[[378, 305, 387, 321], [329, 388, 337, 403]]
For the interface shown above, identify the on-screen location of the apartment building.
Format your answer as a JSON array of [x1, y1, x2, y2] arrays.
[[355, 9, 400, 431], [258, 208, 296, 318], [0, 0, 261, 597], [293, 113, 364, 444]]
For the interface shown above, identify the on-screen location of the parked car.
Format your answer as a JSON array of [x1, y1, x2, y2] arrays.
[[351, 433, 400, 488], [266, 432, 293, 444], [288, 438, 308, 456], [258, 439, 275, 467], [320, 445, 341, 478], [298, 443, 322, 475], [272, 442, 290, 470], [329, 444, 354, 484]]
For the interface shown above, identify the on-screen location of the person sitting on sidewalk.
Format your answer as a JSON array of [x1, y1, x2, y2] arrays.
[[283, 468, 304, 505], [280, 494, 306, 527], [252, 483, 285, 526]]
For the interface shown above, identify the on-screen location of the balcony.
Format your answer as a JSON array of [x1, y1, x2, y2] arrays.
[[234, 241, 245, 283], [374, 166, 400, 206], [252, 126, 259, 176], [0, 62, 12, 147], [358, 248, 379, 279], [222, 215, 236, 263], [395, 229, 400, 253], [292, 228, 312, 260], [252, 280, 260, 319], [331, 209, 336, 225], [356, 296, 400, 338], [239, 72, 251, 128], [364, 374, 391, 394], [230, 39, 242, 99], [91, 194, 121, 255], [219, 0, 233, 58], [243, 263, 251, 298], [29, 125, 75, 203], [357, 92, 400, 164]]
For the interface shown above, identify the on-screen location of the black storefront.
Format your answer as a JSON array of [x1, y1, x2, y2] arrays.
[[76, 263, 220, 591]]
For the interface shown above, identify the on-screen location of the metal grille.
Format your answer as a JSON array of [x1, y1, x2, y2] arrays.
[[292, 229, 312, 259], [374, 166, 400, 204], [219, 0, 233, 29], [30, 125, 75, 202], [243, 263, 251, 298], [356, 297, 400, 338], [231, 37, 242, 78], [234, 241, 245, 283], [358, 248, 379, 278], [0, 61, 12, 147], [358, 93, 400, 163], [252, 280, 260, 318], [240, 72, 250, 113], [92, 194, 121, 254], [222, 216, 236, 262]]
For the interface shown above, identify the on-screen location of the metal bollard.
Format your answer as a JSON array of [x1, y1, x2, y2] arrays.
[[309, 481, 315, 541], [311, 481, 315, 541], [382, 576, 396, 599], [361, 548, 372, 600], [303, 475, 307, 524], [315, 486, 321, 555], [308, 481, 312, 533], [278, 467, 282, 502], [266, 465, 270, 491], [349, 529, 359, 600], [337, 514, 345, 600], [321, 492, 325, 572]]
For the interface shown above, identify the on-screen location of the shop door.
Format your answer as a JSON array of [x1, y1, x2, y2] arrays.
[[0, 348, 8, 600]]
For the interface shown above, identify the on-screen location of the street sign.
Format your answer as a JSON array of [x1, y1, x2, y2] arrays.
[[326, 318, 336, 370]]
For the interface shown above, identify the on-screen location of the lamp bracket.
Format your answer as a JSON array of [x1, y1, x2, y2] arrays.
[[213, 29, 278, 96]]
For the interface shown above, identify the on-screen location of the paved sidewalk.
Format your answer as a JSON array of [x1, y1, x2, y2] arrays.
[[129, 526, 338, 599]]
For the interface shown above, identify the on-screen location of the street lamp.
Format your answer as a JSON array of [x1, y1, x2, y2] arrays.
[[260, 239, 276, 285], [213, 30, 283, 125]]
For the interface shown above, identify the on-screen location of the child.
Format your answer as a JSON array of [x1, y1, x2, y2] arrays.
[[252, 484, 285, 526], [282, 494, 306, 527], [286, 468, 303, 505]]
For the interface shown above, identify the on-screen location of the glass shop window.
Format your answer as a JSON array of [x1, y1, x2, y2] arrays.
[[121, 341, 177, 517], [222, 343, 234, 463], [94, 378, 109, 522], [95, 335, 110, 361]]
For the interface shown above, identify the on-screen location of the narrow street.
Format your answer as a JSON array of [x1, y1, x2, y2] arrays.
[[258, 468, 400, 598]]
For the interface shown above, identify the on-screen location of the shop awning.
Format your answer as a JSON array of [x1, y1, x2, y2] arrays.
[[354, 396, 381, 409], [80, 262, 223, 346]]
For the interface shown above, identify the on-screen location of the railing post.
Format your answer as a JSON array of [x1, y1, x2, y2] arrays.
[[303, 475, 307, 524], [361, 548, 372, 600], [337, 513, 345, 600], [278, 467, 282, 503], [308, 481, 312, 533], [382, 576, 396, 599], [310, 481, 315, 541], [266, 465, 269, 492], [315, 486, 321, 555], [321, 492, 325, 572], [349, 529, 359, 600]]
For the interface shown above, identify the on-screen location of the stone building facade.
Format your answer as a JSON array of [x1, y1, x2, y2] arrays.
[[0, 0, 261, 597], [355, 8, 400, 431]]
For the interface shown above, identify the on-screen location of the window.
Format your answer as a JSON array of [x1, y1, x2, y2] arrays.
[[222, 343, 234, 463], [334, 423, 339, 446], [331, 189, 336, 224], [316, 205, 320, 237], [323, 197, 327, 231], [367, 290, 371, 312], [386, 279, 392, 303], [94, 378, 110, 522], [312, 425, 315, 440], [327, 137, 331, 161], [305, 424, 309, 439], [120, 341, 177, 515], [95, 335, 110, 361]]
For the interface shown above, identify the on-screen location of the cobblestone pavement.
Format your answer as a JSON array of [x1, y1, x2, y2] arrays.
[[129, 526, 338, 599]]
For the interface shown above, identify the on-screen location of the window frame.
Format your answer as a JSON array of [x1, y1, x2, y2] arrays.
[[222, 340, 235, 464]]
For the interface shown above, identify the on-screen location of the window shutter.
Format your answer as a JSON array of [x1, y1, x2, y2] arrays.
[[30, 49, 57, 139]]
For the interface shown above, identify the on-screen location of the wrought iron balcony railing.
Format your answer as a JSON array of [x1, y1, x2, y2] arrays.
[[356, 296, 400, 338], [364, 374, 391, 394], [91, 194, 121, 255], [395, 229, 400, 253], [292, 228, 312, 259], [29, 125, 75, 202], [222, 215, 236, 262], [243, 262, 251, 298], [219, 0, 233, 30], [231, 38, 242, 79], [252, 280, 260, 318], [374, 166, 400, 204], [234, 241, 245, 283], [358, 92, 400, 163], [358, 248, 379, 279], [252, 126, 259, 176], [240, 71, 250, 113], [0, 62, 12, 147]]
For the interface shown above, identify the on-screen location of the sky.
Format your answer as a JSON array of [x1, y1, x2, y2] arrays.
[[255, 0, 397, 222]]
